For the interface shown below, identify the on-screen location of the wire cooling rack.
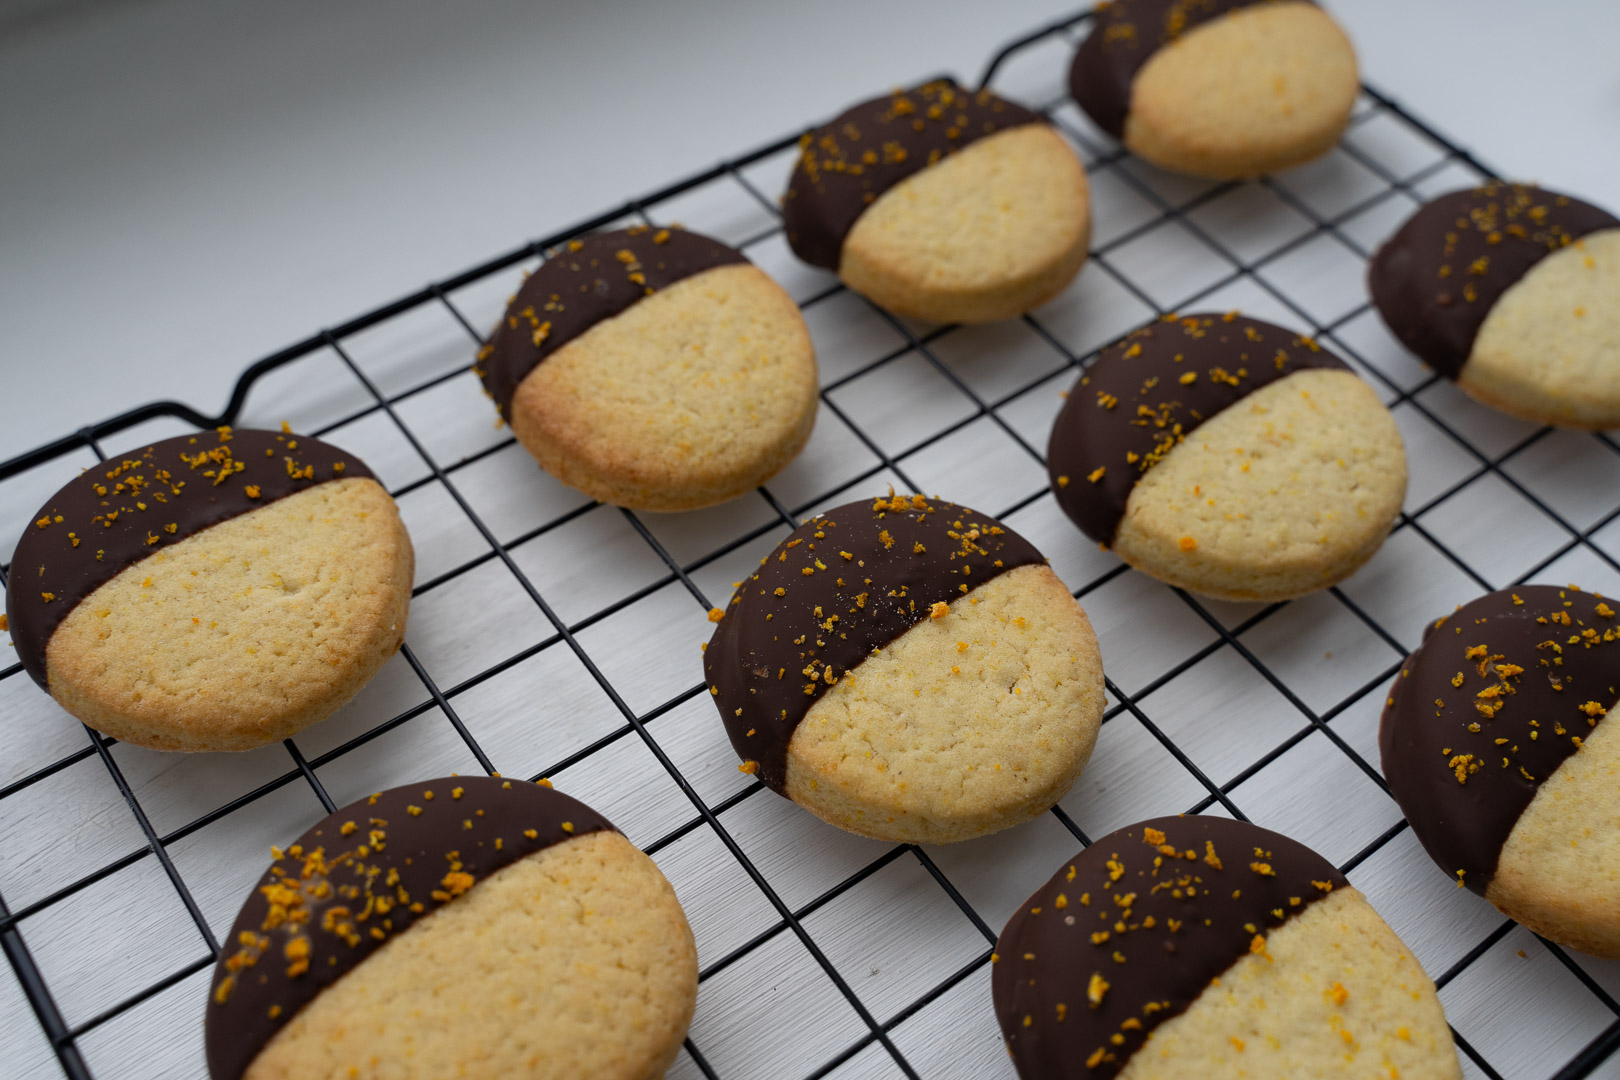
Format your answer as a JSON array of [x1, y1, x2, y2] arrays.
[[4, 9, 1620, 1080]]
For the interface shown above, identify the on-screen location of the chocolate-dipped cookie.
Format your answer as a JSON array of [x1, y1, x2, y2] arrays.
[[1381, 585, 1620, 959], [1369, 182, 1620, 429], [476, 225, 817, 511], [783, 80, 1091, 324], [993, 816, 1459, 1080], [5, 427, 411, 752], [1047, 313, 1406, 601], [704, 493, 1105, 843], [206, 776, 697, 1080], [1069, 0, 1359, 179]]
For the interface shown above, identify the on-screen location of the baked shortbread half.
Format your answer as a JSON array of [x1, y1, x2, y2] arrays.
[[1070, 0, 1359, 179], [477, 226, 818, 511], [784, 80, 1091, 324], [705, 493, 1106, 843], [5, 427, 412, 752], [1382, 585, 1620, 960], [1370, 182, 1620, 429], [1048, 313, 1406, 602], [994, 815, 1460, 1080], [205, 777, 698, 1080]]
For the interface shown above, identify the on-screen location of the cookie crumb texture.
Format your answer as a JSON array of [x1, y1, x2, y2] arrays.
[[1492, 697, 1620, 959], [994, 816, 1457, 1080], [209, 778, 695, 1080], [47, 478, 410, 751], [782, 80, 1088, 324], [1367, 182, 1620, 428], [1072, 0, 1357, 180], [1466, 228, 1620, 429], [706, 494, 1104, 843], [7, 428, 412, 753], [1050, 315, 1404, 601], [786, 563, 1104, 843], [840, 124, 1091, 323], [241, 831, 694, 1080], [1116, 368, 1403, 600], [1114, 889, 1457, 1080], [1380, 585, 1620, 959], [510, 262, 817, 511]]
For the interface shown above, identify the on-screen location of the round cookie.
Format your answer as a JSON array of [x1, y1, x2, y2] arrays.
[[1369, 182, 1620, 429], [783, 79, 1091, 324], [1070, 0, 1359, 180], [5, 427, 412, 753], [1047, 313, 1406, 602], [993, 815, 1460, 1080], [205, 776, 697, 1080], [1380, 585, 1620, 959], [476, 225, 818, 511], [704, 493, 1105, 844]]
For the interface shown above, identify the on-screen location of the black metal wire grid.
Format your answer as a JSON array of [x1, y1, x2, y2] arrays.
[[3, 8, 1620, 1078]]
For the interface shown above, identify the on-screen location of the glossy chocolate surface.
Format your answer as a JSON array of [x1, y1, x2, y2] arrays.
[[1047, 313, 1349, 544], [1380, 585, 1619, 894], [205, 777, 615, 1080], [1369, 183, 1619, 379], [1069, 0, 1286, 138], [994, 814, 1347, 1078], [704, 494, 1044, 791], [782, 80, 1042, 269], [6, 427, 371, 689], [476, 226, 747, 418]]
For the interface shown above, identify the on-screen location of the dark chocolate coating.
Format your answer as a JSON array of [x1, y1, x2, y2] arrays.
[[1368, 183, 1620, 379], [5, 428, 372, 691], [205, 777, 615, 1080], [781, 80, 1043, 269], [1046, 313, 1350, 545], [1069, 0, 1286, 138], [1379, 585, 1619, 895], [993, 815, 1347, 1079], [704, 495, 1044, 791], [475, 226, 748, 419]]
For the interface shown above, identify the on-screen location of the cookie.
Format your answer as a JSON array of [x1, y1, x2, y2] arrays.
[[1047, 313, 1406, 602], [205, 776, 697, 1080], [1380, 585, 1620, 959], [5, 427, 412, 753], [783, 80, 1091, 324], [1369, 182, 1620, 429], [1070, 0, 1358, 179], [704, 493, 1106, 843], [993, 815, 1459, 1080], [476, 225, 818, 511]]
